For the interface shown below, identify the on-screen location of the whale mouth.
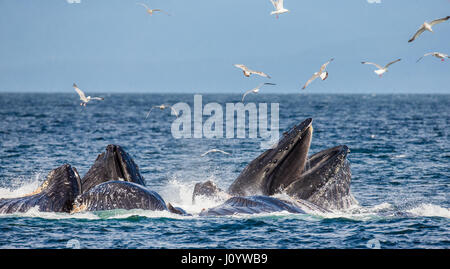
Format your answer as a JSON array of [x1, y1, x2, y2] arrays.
[[81, 145, 145, 193], [228, 118, 313, 196], [302, 145, 349, 176], [284, 145, 354, 210]]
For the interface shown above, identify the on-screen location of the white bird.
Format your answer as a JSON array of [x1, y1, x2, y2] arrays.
[[241, 83, 276, 102], [137, 2, 170, 16], [73, 83, 104, 106], [270, 0, 289, 19], [234, 64, 271, 78], [200, 149, 231, 157], [302, 58, 334, 90], [361, 59, 401, 77], [408, 16, 450, 43], [416, 52, 449, 62], [145, 104, 178, 119]]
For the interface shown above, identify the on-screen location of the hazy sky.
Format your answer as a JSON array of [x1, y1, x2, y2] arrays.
[[0, 0, 449, 93]]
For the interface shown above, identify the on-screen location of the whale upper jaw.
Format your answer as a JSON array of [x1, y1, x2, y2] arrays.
[[228, 118, 313, 196], [81, 145, 146, 193]]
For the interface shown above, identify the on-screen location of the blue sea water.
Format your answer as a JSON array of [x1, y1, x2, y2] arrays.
[[0, 93, 448, 249]]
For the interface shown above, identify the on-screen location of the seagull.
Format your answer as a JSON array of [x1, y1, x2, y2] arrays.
[[408, 16, 450, 43], [241, 83, 276, 102], [302, 58, 334, 90], [270, 0, 289, 19], [361, 59, 401, 77], [73, 83, 104, 106], [416, 52, 449, 62], [200, 149, 231, 157], [145, 104, 178, 119], [234, 64, 271, 78], [137, 2, 171, 16]]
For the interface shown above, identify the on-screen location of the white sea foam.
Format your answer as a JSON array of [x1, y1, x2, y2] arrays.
[[0, 175, 42, 199], [159, 178, 228, 214], [407, 203, 450, 218], [1, 174, 448, 220]]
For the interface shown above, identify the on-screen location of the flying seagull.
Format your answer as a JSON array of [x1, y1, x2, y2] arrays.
[[234, 64, 271, 78], [137, 2, 171, 16], [408, 16, 450, 43], [145, 104, 178, 119], [302, 58, 334, 90], [270, 0, 289, 19], [73, 83, 104, 106], [361, 59, 401, 77], [241, 83, 276, 102], [200, 149, 231, 157], [416, 52, 449, 62]]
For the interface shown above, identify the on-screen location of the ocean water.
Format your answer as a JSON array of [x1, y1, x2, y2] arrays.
[[0, 93, 448, 249]]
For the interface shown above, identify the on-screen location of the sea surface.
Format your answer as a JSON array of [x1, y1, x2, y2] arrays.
[[0, 93, 448, 249]]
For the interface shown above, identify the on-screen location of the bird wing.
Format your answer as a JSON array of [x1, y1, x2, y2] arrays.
[[278, 0, 284, 8], [270, 0, 278, 9], [384, 59, 401, 68], [145, 107, 156, 119], [416, 52, 434, 63], [302, 73, 319, 90], [408, 25, 426, 43], [242, 89, 255, 102], [263, 82, 276, 86], [153, 9, 171, 16], [216, 149, 231, 155], [234, 64, 248, 72], [251, 70, 271, 78], [169, 106, 179, 117], [137, 2, 149, 10], [73, 85, 88, 102], [361, 61, 383, 70], [319, 58, 334, 73], [429, 16, 450, 26], [90, 97, 104, 101], [201, 149, 230, 157]]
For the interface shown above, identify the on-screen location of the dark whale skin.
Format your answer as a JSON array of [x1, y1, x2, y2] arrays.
[[0, 164, 81, 214], [72, 181, 167, 212], [81, 145, 146, 193], [199, 196, 306, 216]]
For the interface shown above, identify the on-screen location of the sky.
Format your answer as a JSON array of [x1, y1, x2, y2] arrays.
[[0, 0, 449, 94]]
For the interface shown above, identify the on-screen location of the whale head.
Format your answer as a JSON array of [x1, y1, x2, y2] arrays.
[[81, 145, 146, 193], [228, 118, 313, 196]]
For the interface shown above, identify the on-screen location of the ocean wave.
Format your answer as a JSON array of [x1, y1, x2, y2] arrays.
[[1, 176, 448, 221], [407, 203, 450, 218]]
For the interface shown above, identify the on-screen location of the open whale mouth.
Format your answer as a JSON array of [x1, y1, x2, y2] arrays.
[[228, 118, 313, 196], [80, 145, 146, 193], [303, 145, 349, 176], [284, 145, 354, 210]]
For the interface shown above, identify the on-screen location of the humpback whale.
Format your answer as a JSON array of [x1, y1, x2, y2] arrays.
[[0, 118, 356, 216], [193, 118, 357, 212], [0, 145, 187, 215], [0, 164, 81, 214], [71, 145, 187, 215]]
